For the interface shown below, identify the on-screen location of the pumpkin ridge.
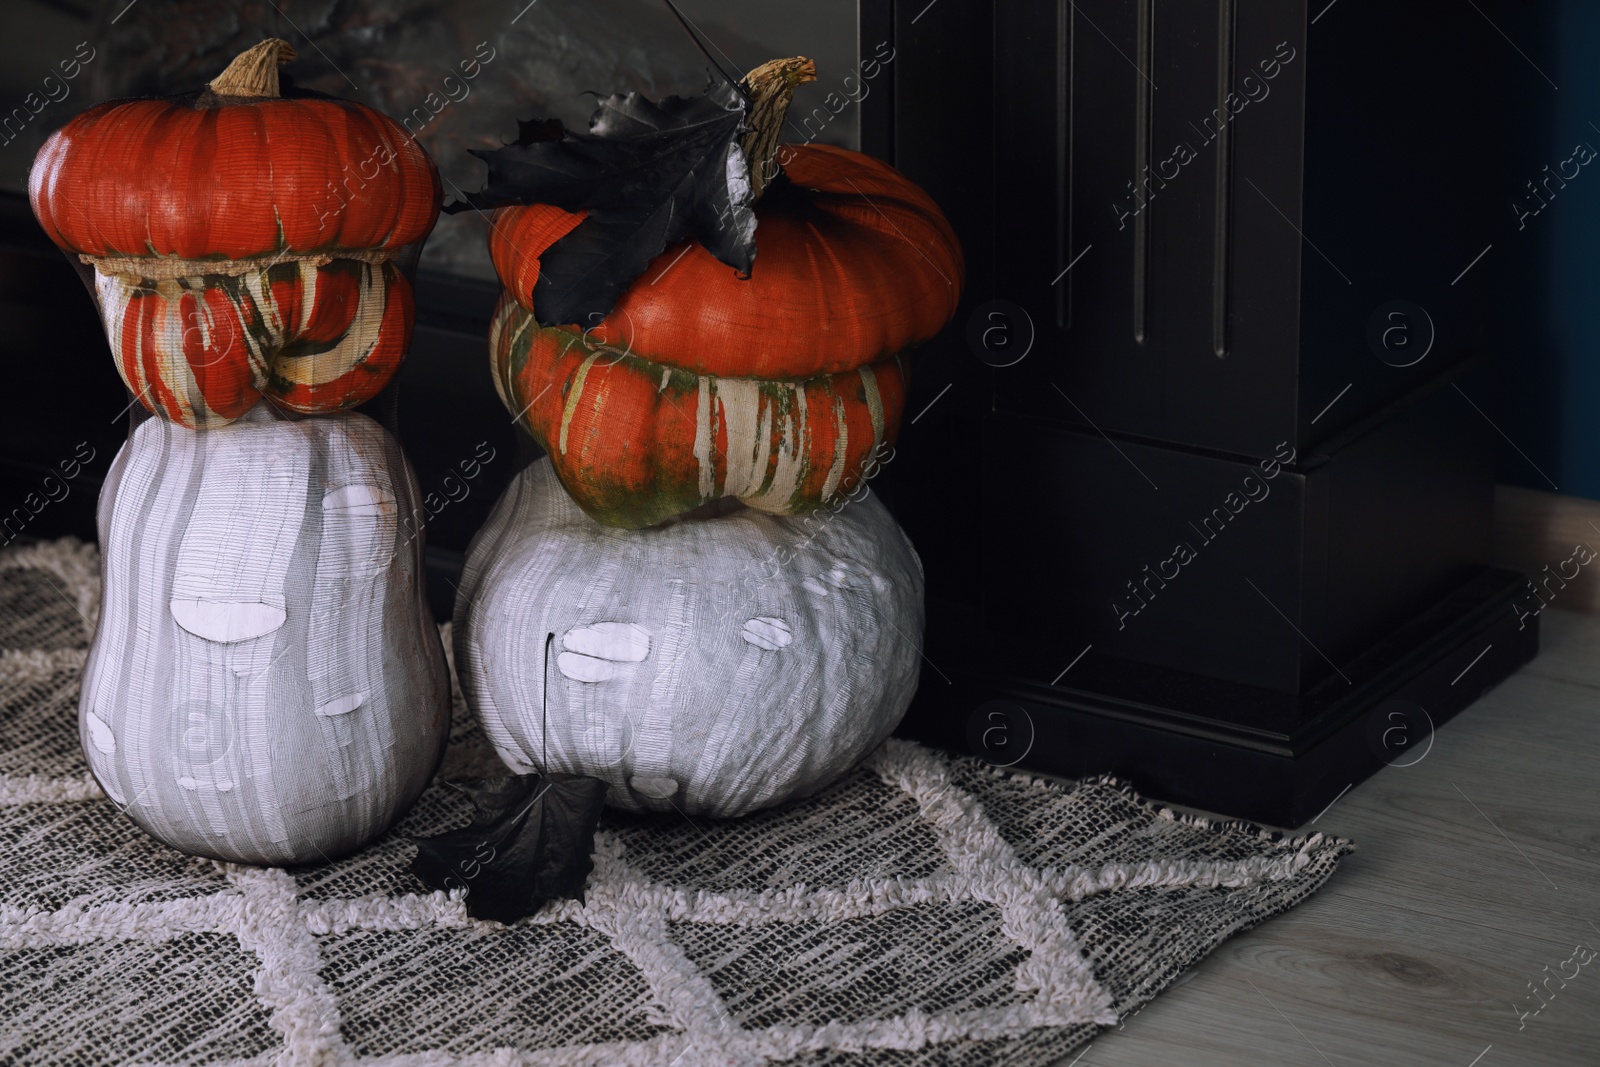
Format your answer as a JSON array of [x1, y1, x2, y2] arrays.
[[137, 293, 182, 422], [230, 277, 274, 386], [191, 104, 227, 254], [837, 185, 958, 295], [807, 214, 874, 362], [150, 102, 196, 257]]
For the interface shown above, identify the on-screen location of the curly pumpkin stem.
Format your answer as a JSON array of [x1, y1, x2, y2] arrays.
[[739, 56, 817, 201], [209, 39, 298, 99]]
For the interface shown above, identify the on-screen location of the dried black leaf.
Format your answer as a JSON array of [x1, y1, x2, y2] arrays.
[[409, 773, 608, 925], [447, 78, 757, 328]]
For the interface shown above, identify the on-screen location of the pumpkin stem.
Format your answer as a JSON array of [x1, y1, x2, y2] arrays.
[[209, 39, 298, 99], [739, 57, 817, 200]]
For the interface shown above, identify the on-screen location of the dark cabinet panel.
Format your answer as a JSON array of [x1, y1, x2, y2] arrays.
[[889, 0, 1528, 825], [980, 376, 1492, 705], [970, 0, 1505, 460]]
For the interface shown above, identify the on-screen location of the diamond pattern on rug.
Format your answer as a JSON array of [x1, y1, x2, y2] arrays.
[[0, 540, 1353, 1066], [607, 769, 950, 891], [0, 933, 277, 1067], [0, 659, 85, 781], [0, 800, 232, 910], [670, 901, 1031, 1029], [320, 924, 672, 1057], [0, 569, 89, 651], [950, 760, 1284, 870]]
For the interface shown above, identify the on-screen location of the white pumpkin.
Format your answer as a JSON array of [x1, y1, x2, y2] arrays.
[[454, 457, 925, 817], [80, 405, 450, 864]]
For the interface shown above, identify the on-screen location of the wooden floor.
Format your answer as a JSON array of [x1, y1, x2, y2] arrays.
[[1055, 607, 1600, 1067]]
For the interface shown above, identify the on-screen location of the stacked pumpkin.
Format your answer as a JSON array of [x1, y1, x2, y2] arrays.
[[30, 41, 450, 864], [455, 58, 963, 816], [31, 39, 439, 429]]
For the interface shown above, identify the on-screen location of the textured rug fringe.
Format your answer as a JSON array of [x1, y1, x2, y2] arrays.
[[968, 753, 1355, 855], [0, 771, 102, 804]]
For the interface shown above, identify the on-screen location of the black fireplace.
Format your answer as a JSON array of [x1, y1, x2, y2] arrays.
[[886, 0, 1536, 826]]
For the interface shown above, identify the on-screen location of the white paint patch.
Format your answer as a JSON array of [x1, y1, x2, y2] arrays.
[[323, 484, 394, 516], [173, 423, 308, 634], [319, 483, 395, 578], [170, 599, 287, 643], [86, 710, 116, 755], [315, 692, 366, 717], [714, 378, 765, 498], [563, 622, 651, 662], [742, 617, 793, 651], [557, 652, 619, 683], [629, 775, 680, 799]]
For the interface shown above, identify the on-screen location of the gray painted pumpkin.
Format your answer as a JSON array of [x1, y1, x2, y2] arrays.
[[80, 406, 450, 865], [454, 457, 925, 817]]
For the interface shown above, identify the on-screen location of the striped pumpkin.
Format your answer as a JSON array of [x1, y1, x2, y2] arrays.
[[491, 293, 908, 529], [27, 39, 438, 428], [96, 258, 413, 429], [482, 59, 960, 528], [80, 404, 450, 865]]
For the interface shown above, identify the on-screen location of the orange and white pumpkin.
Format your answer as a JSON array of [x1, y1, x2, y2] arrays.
[[29, 38, 440, 429], [485, 59, 961, 528], [95, 258, 413, 428], [490, 293, 908, 529]]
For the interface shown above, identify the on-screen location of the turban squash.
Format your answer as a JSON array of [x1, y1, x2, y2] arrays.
[[486, 61, 963, 529], [29, 39, 441, 429]]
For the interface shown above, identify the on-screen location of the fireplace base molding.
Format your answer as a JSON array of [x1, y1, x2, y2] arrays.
[[898, 568, 1536, 828]]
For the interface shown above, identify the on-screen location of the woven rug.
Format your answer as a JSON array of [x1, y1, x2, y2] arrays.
[[0, 538, 1353, 1066]]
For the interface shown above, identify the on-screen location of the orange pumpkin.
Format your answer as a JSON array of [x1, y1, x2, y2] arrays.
[[28, 39, 440, 428], [486, 58, 962, 527], [490, 293, 909, 529], [489, 144, 961, 380], [30, 40, 438, 263]]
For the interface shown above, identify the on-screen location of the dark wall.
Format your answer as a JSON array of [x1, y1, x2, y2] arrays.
[[1485, 0, 1597, 499]]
